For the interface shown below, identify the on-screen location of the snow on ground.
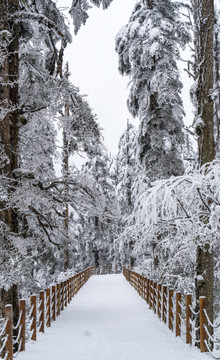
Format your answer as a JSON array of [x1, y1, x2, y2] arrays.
[[19, 274, 207, 360]]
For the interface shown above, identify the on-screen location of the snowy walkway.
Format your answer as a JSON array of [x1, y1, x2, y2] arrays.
[[19, 274, 205, 360]]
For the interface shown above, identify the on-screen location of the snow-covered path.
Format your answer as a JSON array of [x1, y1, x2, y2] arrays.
[[19, 274, 205, 360]]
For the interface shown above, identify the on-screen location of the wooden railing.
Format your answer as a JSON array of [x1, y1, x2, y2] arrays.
[[0, 267, 93, 360], [123, 267, 214, 354]]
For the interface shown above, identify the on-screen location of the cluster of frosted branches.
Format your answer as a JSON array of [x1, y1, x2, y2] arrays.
[[128, 160, 220, 288], [134, 160, 220, 240]]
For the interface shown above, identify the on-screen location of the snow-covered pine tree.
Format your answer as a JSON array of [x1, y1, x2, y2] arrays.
[[78, 149, 118, 269], [14, 67, 102, 292], [115, 0, 190, 181], [0, 0, 103, 313], [69, 0, 114, 34], [115, 122, 137, 215], [58, 63, 101, 270], [115, 122, 138, 267]]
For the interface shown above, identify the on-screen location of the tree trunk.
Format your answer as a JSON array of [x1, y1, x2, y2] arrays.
[[0, 0, 11, 174], [193, 0, 215, 346], [63, 123, 69, 270], [63, 62, 70, 270], [195, 0, 215, 165], [0, 0, 19, 324]]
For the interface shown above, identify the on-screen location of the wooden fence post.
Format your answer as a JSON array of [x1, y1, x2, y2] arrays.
[[69, 278, 72, 301], [79, 274, 82, 289], [186, 294, 192, 345], [52, 286, 56, 322], [153, 282, 157, 313], [39, 291, 44, 333], [139, 275, 142, 297], [75, 276, 77, 294], [151, 281, 154, 311], [61, 282, 64, 311], [76, 278, 79, 294], [175, 292, 181, 337], [200, 296, 208, 352], [162, 286, 167, 324], [19, 299, 26, 351], [157, 284, 162, 318], [168, 289, 174, 331], [67, 279, 71, 303], [82, 273, 84, 286], [142, 276, 145, 299], [5, 305, 13, 360], [140, 276, 143, 296], [72, 277, 75, 298], [71, 277, 74, 299], [46, 288, 51, 327], [149, 280, 153, 309], [136, 273, 138, 292], [147, 279, 150, 304], [63, 281, 67, 307], [65, 280, 68, 304], [144, 278, 147, 301], [57, 283, 61, 316], [30, 295, 37, 341], [138, 275, 141, 296]]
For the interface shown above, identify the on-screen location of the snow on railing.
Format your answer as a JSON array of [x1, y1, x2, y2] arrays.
[[0, 267, 93, 360], [123, 266, 218, 357], [202, 306, 220, 359]]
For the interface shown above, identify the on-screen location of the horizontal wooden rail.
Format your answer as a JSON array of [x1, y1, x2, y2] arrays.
[[123, 266, 208, 353], [0, 266, 93, 359]]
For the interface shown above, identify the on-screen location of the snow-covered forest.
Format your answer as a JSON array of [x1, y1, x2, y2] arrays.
[[0, 0, 220, 350]]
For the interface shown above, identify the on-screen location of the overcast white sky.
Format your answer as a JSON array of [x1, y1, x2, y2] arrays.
[[58, 0, 137, 157], [57, 0, 194, 158]]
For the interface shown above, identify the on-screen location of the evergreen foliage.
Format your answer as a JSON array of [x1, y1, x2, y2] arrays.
[[69, 0, 114, 34], [0, 0, 104, 297], [77, 149, 118, 269], [115, 0, 190, 180]]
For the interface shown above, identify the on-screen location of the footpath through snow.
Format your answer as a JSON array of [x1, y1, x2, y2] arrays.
[[19, 274, 206, 360]]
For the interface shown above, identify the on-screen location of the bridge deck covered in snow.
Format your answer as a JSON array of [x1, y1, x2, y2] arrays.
[[19, 274, 204, 360]]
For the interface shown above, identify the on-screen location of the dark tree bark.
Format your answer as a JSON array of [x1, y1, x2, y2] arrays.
[[0, 0, 11, 177], [194, 0, 215, 165], [0, 0, 19, 323], [63, 63, 70, 270], [63, 108, 69, 271], [192, 0, 215, 346]]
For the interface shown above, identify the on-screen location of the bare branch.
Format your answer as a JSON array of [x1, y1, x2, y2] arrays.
[[9, 11, 66, 40], [197, 188, 211, 213]]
